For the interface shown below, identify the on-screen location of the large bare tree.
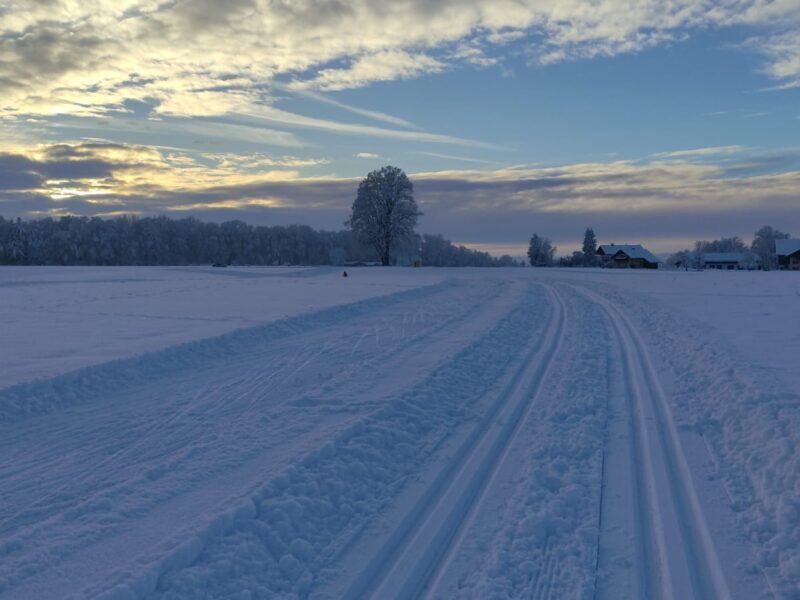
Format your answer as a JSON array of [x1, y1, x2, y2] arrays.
[[347, 166, 421, 266]]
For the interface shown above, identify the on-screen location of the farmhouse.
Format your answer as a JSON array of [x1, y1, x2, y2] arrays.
[[597, 244, 660, 269], [776, 239, 800, 271], [703, 252, 760, 270]]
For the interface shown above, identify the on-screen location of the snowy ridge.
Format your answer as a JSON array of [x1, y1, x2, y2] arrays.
[[0, 280, 450, 423], [140, 284, 552, 598]]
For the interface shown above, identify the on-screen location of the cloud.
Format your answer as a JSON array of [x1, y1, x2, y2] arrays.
[[3, 140, 800, 255], [289, 88, 419, 129], [743, 31, 800, 89], [238, 107, 503, 148], [652, 145, 750, 159], [2, 0, 800, 123], [355, 153, 380, 159], [415, 151, 501, 165], [290, 50, 446, 91]]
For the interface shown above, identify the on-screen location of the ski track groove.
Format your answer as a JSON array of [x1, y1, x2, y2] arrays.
[[341, 284, 566, 600], [572, 284, 732, 600]]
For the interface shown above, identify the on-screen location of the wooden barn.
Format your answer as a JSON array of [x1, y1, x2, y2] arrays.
[[597, 244, 660, 269], [776, 239, 800, 271]]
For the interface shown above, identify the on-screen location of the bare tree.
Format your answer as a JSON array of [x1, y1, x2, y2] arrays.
[[347, 166, 421, 266]]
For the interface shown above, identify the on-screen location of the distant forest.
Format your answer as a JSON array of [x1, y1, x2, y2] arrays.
[[0, 215, 521, 267]]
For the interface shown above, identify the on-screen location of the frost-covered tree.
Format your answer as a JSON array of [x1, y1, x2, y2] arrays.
[[739, 251, 760, 270], [751, 225, 790, 271], [667, 249, 693, 270], [694, 236, 747, 254], [582, 227, 597, 264], [0, 213, 508, 267], [8, 218, 28, 264], [496, 254, 517, 267], [420, 233, 497, 267], [527, 234, 555, 267], [347, 166, 421, 266]]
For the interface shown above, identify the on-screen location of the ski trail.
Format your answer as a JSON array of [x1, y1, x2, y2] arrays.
[[422, 285, 567, 599], [574, 286, 732, 600], [337, 285, 566, 600]]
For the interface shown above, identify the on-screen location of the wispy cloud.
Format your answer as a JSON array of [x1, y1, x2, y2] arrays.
[[652, 145, 750, 159], [237, 107, 504, 149], [416, 151, 501, 165], [355, 152, 380, 159], [287, 88, 419, 130]]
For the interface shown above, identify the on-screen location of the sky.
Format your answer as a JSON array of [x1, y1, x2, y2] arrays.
[[1, 1, 799, 256]]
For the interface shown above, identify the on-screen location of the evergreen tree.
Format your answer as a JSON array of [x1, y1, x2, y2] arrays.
[[582, 227, 597, 264]]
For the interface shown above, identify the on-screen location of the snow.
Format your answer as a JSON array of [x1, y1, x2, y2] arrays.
[[776, 239, 800, 257], [1, 266, 798, 599], [1, 266, 446, 387]]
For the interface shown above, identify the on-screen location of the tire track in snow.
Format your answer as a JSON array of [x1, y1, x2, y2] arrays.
[[336, 285, 566, 600], [574, 286, 732, 600]]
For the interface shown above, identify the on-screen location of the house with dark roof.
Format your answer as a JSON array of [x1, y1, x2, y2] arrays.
[[776, 239, 800, 271], [596, 244, 660, 269], [703, 252, 760, 270]]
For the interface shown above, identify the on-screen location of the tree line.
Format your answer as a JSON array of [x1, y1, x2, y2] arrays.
[[0, 215, 519, 268]]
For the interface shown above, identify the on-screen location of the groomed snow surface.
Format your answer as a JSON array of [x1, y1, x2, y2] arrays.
[[1, 266, 798, 599]]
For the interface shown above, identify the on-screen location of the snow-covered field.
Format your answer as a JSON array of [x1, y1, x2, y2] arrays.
[[1, 266, 798, 599]]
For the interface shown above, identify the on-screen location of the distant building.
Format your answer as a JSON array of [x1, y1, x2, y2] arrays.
[[702, 252, 760, 270], [597, 244, 660, 269], [776, 239, 800, 271]]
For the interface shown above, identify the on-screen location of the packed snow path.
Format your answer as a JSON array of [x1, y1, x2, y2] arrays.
[[1, 268, 796, 599]]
